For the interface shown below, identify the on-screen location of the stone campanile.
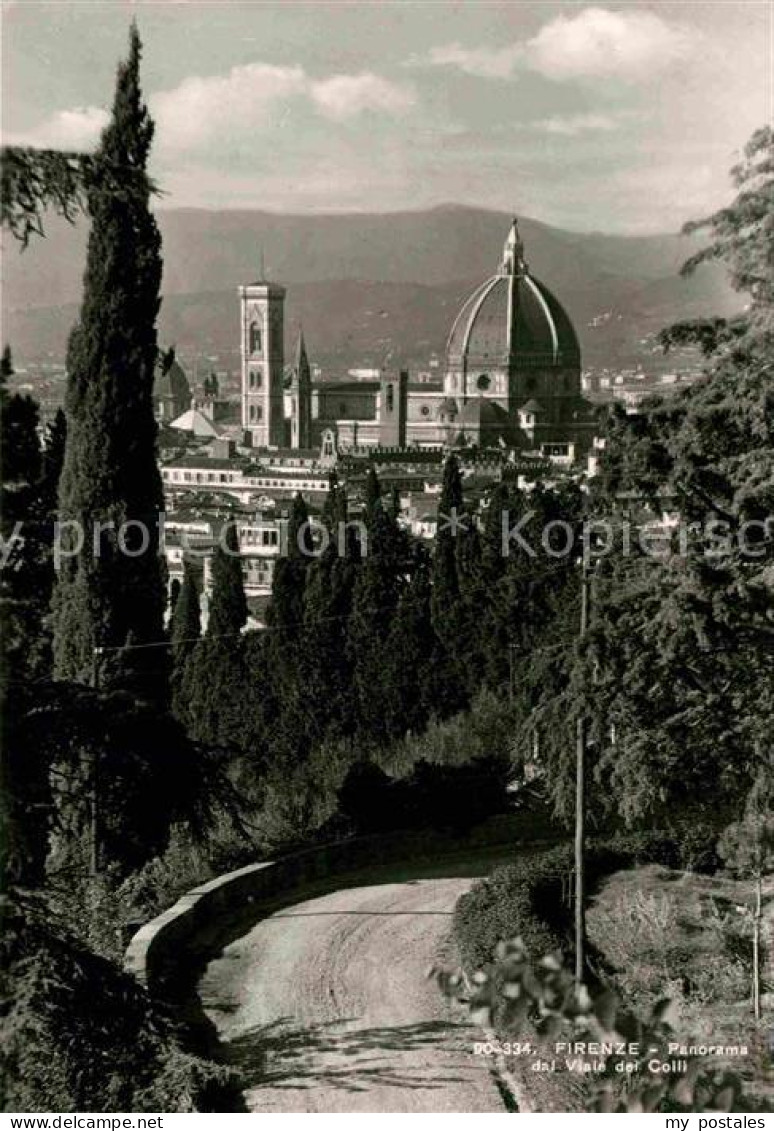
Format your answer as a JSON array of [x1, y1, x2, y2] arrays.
[[240, 276, 286, 447]]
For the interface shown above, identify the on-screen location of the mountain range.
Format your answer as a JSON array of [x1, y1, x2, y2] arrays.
[[2, 205, 742, 373]]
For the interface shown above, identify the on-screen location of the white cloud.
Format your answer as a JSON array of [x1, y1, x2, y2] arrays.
[[422, 42, 523, 80], [152, 64, 307, 152], [420, 7, 690, 84], [526, 7, 691, 82], [9, 63, 415, 159], [5, 105, 109, 150], [540, 112, 623, 136], [310, 73, 415, 120]]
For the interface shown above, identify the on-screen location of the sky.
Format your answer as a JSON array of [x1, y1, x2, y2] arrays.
[[2, 1, 772, 233]]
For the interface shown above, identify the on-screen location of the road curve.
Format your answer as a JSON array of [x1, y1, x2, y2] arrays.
[[198, 856, 515, 1113]]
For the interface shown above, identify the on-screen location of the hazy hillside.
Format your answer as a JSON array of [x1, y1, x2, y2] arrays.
[[2, 204, 742, 371]]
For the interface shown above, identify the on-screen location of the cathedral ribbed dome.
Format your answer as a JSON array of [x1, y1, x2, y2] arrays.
[[446, 221, 580, 369]]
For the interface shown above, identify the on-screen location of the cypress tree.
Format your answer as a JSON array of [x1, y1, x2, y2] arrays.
[[348, 470, 409, 743], [1, 346, 40, 487], [1, 395, 40, 487], [207, 521, 247, 638], [0, 348, 47, 680], [39, 409, 67, 516], [168, 577, 181, 612], [364, 466, 382, 527], [170, 561, 201, 662], [169, 561, 201, 727], [301, 477, 359, 740], [179, 526, 246, 745], [267, 493, 310, 631], [52, 25, 165, 691], [1, 345, 12, 388], [259, 495, 312, 765], [382, 544, 464, 738]]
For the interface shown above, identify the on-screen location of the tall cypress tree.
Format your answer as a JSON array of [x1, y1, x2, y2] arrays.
[[52, 25, 165, 690], [170, 561, 201, 728], [39, 409, 67, 516], [0, 345, 47, 680], [382, 544, 464, 739], [267, 494, 310, 632], [170, 561, 201, 663], [207, 521, 247, 639], [431, 453, 463, 637], [1, 345, 12, 389], [364, 466, 382, 527], [179, 526, 246, 745], [347, 471, 409, 743], [302, 477, 359, 741], [1, 347, 41, 488], [260, 495, 313, 765]]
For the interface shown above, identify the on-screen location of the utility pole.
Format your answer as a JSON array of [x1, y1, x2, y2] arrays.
[[89, 646, 104, 877], [575, 561, 590, 983]]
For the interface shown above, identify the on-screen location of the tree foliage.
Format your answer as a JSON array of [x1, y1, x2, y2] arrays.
[[679, 126, 773, 322], [52, 25, 166, 694], [525, 124, 774, 827], [207, 522, 247, 639]]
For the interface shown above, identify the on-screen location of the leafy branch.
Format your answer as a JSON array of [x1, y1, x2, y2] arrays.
[[435, 939, 753, 1113], [1, 145, 160, 247]]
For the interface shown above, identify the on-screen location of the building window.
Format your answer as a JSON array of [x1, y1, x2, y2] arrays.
[[386, 384, 394, 412], [249, 368, 263, 389], [477, 373, 491, 391], [249, 321, 262, 354], [249, 405, 257, 422], [420, 405, 430, 417]]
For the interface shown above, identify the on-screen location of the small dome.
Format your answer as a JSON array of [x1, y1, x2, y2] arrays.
[[446, 221, 580, 369], [458, 397, 509, 427], [155, 357, 190, 402]]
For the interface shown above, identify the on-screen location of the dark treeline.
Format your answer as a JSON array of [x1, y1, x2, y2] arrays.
[[170, 460, 585, 837]]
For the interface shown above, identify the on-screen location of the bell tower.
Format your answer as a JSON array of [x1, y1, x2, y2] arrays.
[[240, 273, 286, 447]]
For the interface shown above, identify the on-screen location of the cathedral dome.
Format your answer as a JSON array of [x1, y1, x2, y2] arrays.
[[154, 356, 190, 403], [446, 220, 580, 369]]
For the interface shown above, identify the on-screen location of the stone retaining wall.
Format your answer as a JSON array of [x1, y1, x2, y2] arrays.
[[124, 816, 557, 997]]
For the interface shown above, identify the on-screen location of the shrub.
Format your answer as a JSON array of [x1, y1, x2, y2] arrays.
[[454, 832, 702, 974], [338, 762, 396, 834], [435, 939, 754, 1114], [455, 845, 573, 970], [398, 756, 511, 833]]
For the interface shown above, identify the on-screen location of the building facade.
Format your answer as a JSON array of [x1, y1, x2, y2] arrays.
[[239, 220, 596, 459]]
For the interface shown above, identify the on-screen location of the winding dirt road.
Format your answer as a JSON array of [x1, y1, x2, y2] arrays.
[[199, 855, 516, 1113]]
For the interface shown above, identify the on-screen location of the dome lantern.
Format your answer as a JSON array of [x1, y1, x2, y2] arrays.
[[501, 217, 527, 276]]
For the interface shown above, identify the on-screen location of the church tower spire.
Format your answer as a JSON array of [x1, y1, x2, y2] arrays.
[[290, 326, 312, 449], [295, 326, 309, 373]]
